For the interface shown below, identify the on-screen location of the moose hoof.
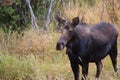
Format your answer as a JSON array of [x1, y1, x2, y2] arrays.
[[95, 78, 99, 80], [115, 69, 120, 77]]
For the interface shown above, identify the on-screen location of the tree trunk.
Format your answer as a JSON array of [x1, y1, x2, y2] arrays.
[[26, 0, 38, 31], [46, 0, 54, 31]]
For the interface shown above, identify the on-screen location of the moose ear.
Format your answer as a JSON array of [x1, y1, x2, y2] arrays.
[[72, 17, 79, 26], [55, 15, 66, 24]]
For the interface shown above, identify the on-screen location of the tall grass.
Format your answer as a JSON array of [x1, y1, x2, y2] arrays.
[[0, 28, 119, 80], [0, 29, 70, 80], [0, 0, 120, 80], [61, 0, 120, 25], [0, 53, 36, 80]]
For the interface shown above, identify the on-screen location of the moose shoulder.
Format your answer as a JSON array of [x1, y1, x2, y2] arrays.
[[56, 16, 118, 80]]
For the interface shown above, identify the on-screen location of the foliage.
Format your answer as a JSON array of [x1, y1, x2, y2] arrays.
[[0, 0, 28, 33], [0, 0, 120, 33], [0, 0, 50, 33]]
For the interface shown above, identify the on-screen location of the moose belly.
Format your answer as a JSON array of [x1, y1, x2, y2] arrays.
[[89, 52, 108, 62], [89, 43, 112, 62]]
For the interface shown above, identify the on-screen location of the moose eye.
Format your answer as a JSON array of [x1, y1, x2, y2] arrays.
[[65, 26, 69, 30]]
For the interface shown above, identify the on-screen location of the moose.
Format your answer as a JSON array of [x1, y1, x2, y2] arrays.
[[56, 16, 118, 80]]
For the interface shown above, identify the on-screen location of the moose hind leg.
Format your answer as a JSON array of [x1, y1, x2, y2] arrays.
[[95, 61, 103, 78], [109, 40, 118, 72]]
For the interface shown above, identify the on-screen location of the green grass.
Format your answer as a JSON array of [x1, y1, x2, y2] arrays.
[[0, 52, 73, 80], [0, 52, 120, 80], [0, 53, 36, 80]]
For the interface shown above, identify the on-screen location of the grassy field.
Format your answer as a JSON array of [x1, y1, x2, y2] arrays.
[[0, 29, 120, 80], [0, 0, 120, 80]]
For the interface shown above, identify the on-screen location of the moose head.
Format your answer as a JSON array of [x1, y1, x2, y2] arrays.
[[56, 15, 79, 50]]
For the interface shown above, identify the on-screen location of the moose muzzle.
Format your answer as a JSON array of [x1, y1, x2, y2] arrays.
[[56, 42, 65, 50]]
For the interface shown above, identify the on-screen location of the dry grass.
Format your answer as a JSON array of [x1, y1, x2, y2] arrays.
[[62, 0, 120, 25], [0, 29, 120, 80], [0, 0, 120, 80], [0, 30, 56, 55]]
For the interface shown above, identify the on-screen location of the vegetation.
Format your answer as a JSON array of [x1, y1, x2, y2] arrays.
[[0, 0, 120, 80]]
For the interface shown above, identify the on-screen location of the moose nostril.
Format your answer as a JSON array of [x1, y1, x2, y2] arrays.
[[56, 42, 65, 50]]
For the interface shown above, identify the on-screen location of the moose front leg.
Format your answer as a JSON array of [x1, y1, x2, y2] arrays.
[[71, 62, 79, 80], [68, 54, 80, 80], [95, 61, 103, 79], [81, 63, 89, 80]]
